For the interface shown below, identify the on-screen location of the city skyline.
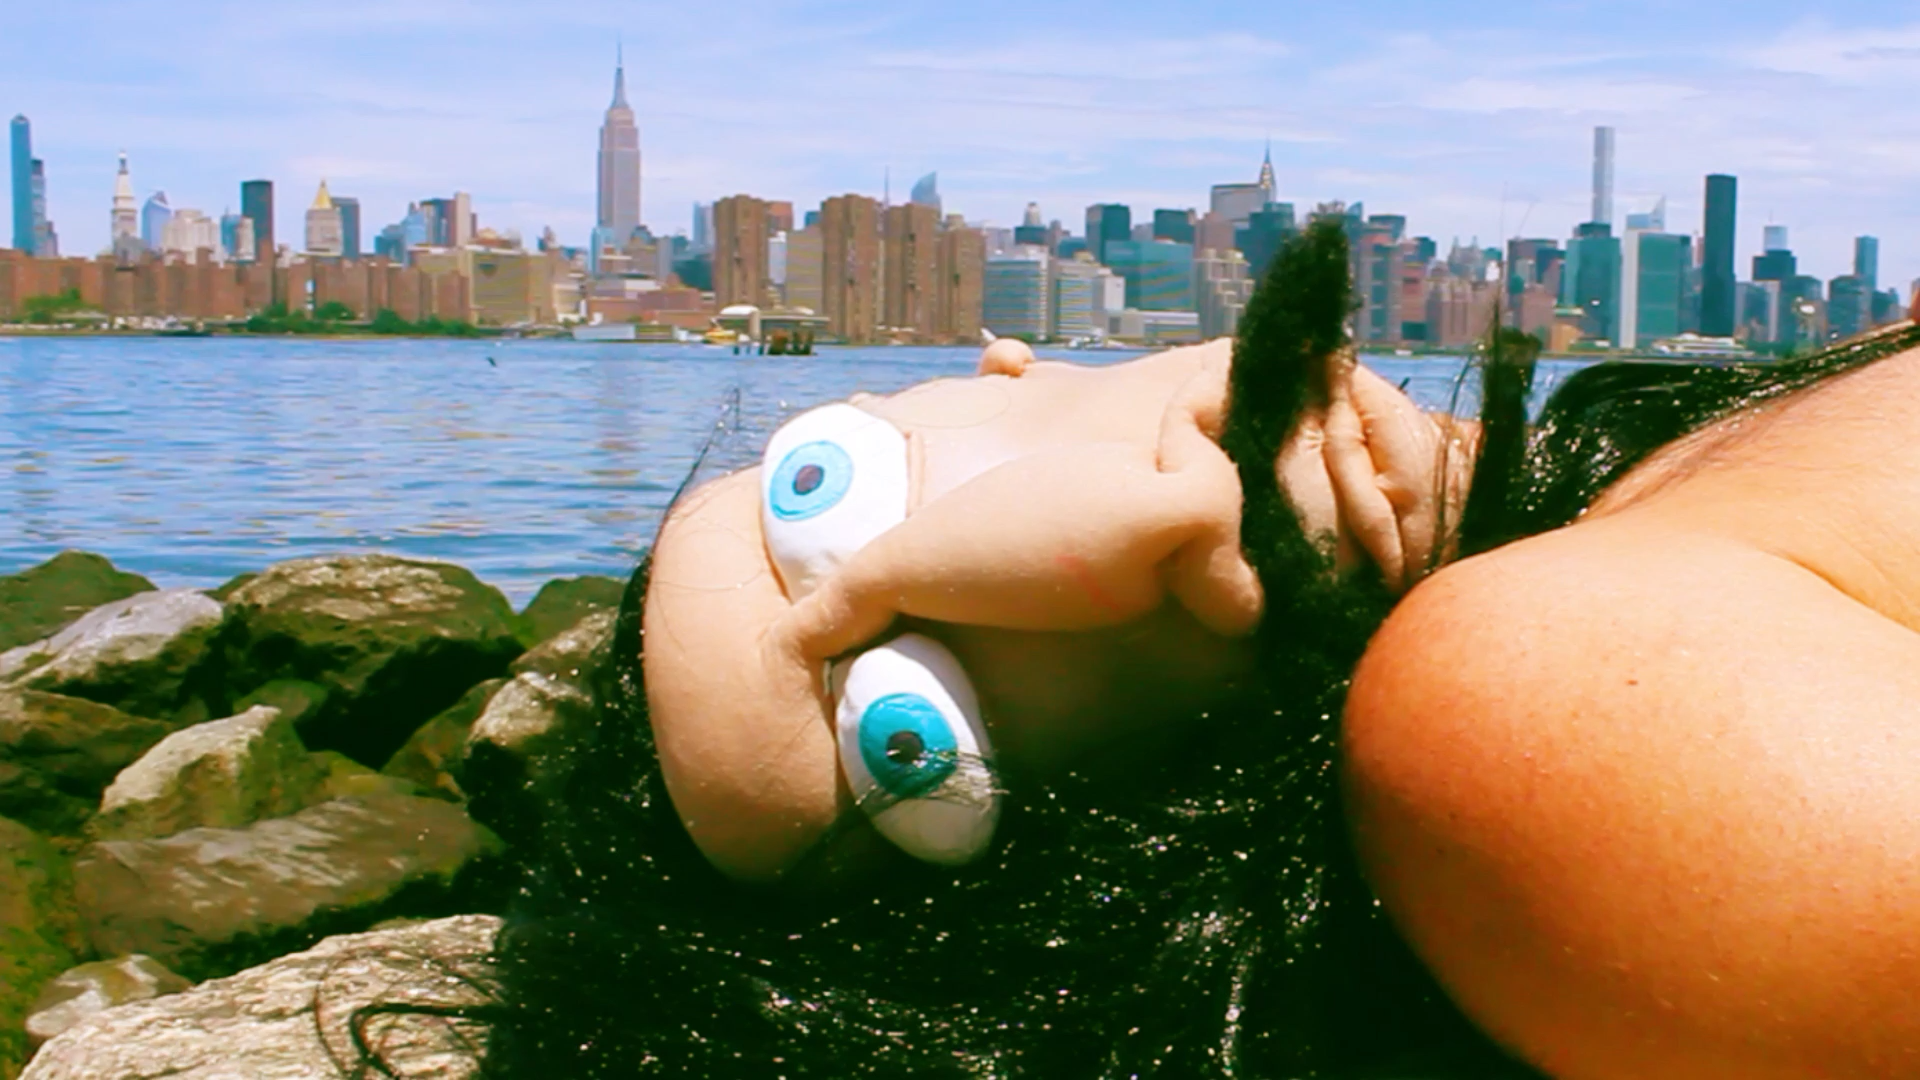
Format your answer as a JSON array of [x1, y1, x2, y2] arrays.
[[1, 2, 1918, 289]]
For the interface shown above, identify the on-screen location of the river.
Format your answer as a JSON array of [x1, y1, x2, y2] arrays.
[[0, 335, 1590, 605]]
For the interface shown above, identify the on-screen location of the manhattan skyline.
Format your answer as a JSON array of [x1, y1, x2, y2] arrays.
[[2, 1, 1917, 289]]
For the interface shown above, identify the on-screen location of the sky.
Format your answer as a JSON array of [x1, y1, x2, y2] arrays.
[[4, 0, 1918, 291]]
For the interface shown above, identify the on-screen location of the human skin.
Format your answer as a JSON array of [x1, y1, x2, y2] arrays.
[[643, 337, 1467, 881], [1345, 343, 1920, 1078]]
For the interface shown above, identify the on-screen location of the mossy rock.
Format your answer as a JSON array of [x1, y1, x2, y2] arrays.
[[0, 816, 85, 1079], [0, 553, 153, 654], [382, 678, 505, 801], [218, 555, 523, 768], [1, 590, 226, 721], [516, 575, 624, 648], [232, 679, 328, 730], [0, 689, 174, 838], [88, 707, 328, 843]]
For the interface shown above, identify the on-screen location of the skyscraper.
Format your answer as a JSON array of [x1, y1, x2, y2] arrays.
[[1085, 204, 1130, 266], [1591, 126, 1616, 228], [820, 194, 881, 343], [28, 158, 55, 257], [910, 172, 940, 216], [597, 47, 642, 243], [305, 180, 343, 256], [10, 116, 32, 254], [111, 153, 140, 261], [712, 194, 770, 309], [241, 179, 274, 263], [883, 202, 940, 339], [1701, 174, 1737, 337], [141, 192, 171, 252], [335, 196, 361, 259], [1855, 236, 1880, 293]]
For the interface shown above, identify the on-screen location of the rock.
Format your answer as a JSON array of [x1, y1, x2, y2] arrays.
[[218, 555, 523, 767], [88, 706, 326, 842], [310, 750, 421, 802], [24, 954, 189, 1049], [381, 679, 504, 801], [461, 669, 597, 851], [0, 552, 153, 654], [467, 671, 595, 770], [0, 689, 173, 836], [73, 792, 501, 972], [0, 590, 224, 720], [510, 608, 615, 683], [231, 678, 328, 729], [0, 817, 84, 1080], [21, 914, 499, 1080], [517, 574, 625, 647]]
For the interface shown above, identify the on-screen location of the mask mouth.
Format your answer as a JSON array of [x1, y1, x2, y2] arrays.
[[834, 633, 1002, 866]]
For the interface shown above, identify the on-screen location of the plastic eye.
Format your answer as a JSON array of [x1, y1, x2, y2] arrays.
[[767, 440, 855, 522], [760, 403, 910, 600], [836, 634, 1000, 866]]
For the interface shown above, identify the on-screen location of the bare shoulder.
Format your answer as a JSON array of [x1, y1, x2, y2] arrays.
[[1344, 515, 1920, 1079]]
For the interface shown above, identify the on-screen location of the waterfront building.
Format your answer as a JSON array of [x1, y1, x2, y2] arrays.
[[1194, 212, 1235, 261], [1855, 236, 1880, 293], [240, 179, 273, 263], [984, 248, 1050, 340], [1701, 174, 1737, 338], [1425, 274, 1500, 348], [1085, 204, 1130, 266], [220, 212, 254, 263], [335, 197, 361, 259], [1193, 247, 1253, 339], [1829, 274, 1872, 341], [910, 172, 940, 216], [1210, 183, 1266, 230], [819, 194, 881, 343], [1751, 227, 1796, 340], [1505, 238, 1564, 341], [1563, 221, 1620, 345], [767, 201, 794, 236], [1353, 219, 1403, 344], [785, 224, 823, 311], [1592, 126, 1616, 229], [1103, 239, 1194, 312], [1107, 307, 1201, 346], [304, 180, 344, 257], [768, 231, 787, 295], [141, 192, 172, 253], [713, 194, 770, 309], [9, 116, 29, 253], [935, 223, 984, 344], [597, 47, 643, 243], [1050, 255, 1099, 340], [1620, 229, 1692, 349], [883, 201, 941, 340]]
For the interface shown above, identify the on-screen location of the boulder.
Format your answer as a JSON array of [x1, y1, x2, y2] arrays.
[[218, 555, 523, 767], [88, 706, 326, 842], [517, 574, 625, 647], [310, 750, 422, 802], [20, 915, 499, 1080], [72, 792, 501, 973], [24, 954, 189, 1050], [510, 608, 615, 683], [381, 679, 505, 801], [0, 590, 224, 720], [231, 678, 328, 729], [0, 689, 172, 836], [0, 552, 153, 654], [0, 817, 84, 1080]]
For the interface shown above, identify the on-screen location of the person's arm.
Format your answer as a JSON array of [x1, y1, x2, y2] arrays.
[[1344, 515, 1920, 1079]]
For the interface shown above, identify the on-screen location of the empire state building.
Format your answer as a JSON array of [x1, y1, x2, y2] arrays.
[[597, 49, 642, 241]]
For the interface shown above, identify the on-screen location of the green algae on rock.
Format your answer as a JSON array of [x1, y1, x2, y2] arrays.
[[0, 554, 154, 655], [0, 817, 84, 1080]]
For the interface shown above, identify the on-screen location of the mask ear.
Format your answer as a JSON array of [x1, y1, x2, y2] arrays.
[[978, 337, 1033, 377]]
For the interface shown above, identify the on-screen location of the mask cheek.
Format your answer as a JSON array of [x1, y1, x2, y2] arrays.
[[835, 634, 1001, 866]]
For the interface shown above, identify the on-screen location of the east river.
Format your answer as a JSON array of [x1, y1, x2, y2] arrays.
[[0, 335, 1593, 605]]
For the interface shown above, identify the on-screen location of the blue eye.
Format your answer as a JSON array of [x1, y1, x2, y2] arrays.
[[858, 693, 959, 799], [768, 440, 855, 522]]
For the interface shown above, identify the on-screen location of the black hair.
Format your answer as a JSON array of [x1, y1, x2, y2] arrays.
[[469, 222, 1920, 1079]]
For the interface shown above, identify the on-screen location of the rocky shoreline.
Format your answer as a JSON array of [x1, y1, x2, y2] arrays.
[[0, 550, 627, 1079]]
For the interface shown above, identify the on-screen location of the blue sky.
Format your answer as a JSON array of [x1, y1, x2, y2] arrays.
[[5, 1, 1918, 290]]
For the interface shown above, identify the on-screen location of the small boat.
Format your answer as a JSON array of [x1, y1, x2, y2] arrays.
[[572, 323, 638, 342]]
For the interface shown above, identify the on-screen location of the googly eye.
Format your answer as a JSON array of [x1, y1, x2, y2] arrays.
[[761, 404, 909, 600], [836, 634, 1000, 866], [767, 440, 855, 522]]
